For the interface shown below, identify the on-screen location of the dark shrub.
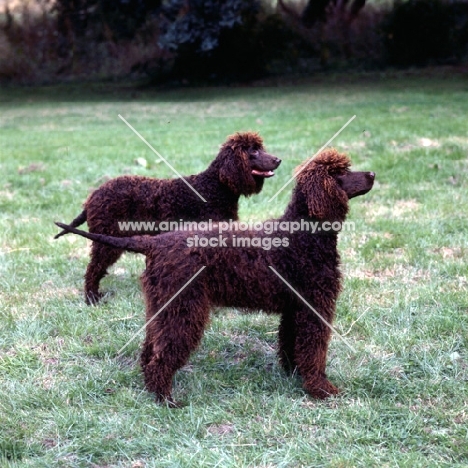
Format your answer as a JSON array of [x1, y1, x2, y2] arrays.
[[156, 0, 262, 81], [53, 0, 161, 49], [154, 1, 314, 82], [383, 0, 468, 66]]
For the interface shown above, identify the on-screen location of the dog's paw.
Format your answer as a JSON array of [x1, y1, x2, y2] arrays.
[[85, 291, 103, 305], [304, 379, 339, 399], [155, 395, 184, 409], [279, 360, 298, 376]]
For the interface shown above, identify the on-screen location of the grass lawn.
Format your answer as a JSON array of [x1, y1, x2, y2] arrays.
[[0, 71, 467, 467]]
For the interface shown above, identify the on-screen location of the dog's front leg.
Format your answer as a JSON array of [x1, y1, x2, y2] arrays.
[[278, 312, 297, 374], [293, 309, 339, 399]]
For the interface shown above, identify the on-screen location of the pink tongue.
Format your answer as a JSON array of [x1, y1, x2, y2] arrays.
[[252, 169, 274, 177]]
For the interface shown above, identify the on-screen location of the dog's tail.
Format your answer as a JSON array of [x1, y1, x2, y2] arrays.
[[54, 222, 152, 255], [54, 210, 87, 239]]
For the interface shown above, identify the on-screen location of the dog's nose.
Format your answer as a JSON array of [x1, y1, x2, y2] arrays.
[[274, 157, 281, 166], [369, 172, 375, 179]]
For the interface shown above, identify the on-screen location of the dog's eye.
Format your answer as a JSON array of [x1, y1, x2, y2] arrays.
[[249, 150, 259, 159]]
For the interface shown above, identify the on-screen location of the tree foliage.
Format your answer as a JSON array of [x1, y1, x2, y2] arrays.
[[3, 0, 466, 84], [383, 0, 468, 66], [279, 0, 367, 27], [154, 0, 269, 80], [158, 0, 260, 53], [53, 0, 162, 41]]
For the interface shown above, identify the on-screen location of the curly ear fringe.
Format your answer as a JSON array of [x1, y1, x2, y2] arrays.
[[218, 132, 262, 196], [295, 148, 350, 221]]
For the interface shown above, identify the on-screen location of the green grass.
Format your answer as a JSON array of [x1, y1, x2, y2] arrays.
[[1, 71, 467, 467]]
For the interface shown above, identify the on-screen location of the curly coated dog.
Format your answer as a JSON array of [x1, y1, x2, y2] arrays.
[[56, 148, 374, 405], [55, 132, 281, 304]]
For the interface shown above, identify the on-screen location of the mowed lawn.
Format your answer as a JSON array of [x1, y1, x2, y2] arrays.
[[0, 72, 467, 467]]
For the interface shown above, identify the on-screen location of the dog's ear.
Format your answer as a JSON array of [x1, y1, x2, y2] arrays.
[[218, 136, 257, 196], [298, 165, 349, 221]]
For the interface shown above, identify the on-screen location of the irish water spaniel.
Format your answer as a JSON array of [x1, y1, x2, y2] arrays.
[[56, 148, 374, 404], [54, 132, 280, 304]]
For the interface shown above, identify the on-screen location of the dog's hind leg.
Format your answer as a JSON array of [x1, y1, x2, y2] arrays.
[[84, 242, 123, 305], [141, 288, 210, 406]]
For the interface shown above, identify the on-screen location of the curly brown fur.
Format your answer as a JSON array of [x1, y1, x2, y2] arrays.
[[56, 148, 375, 404], [54, 132, 280, 304]]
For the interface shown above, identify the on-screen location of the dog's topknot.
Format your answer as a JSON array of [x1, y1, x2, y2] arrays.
[[312, 148, 351, 170], [222, 131, 263, 150], [295, 148, 351, 177]]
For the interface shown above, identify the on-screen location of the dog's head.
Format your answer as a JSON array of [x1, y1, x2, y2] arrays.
[[217, 132, 281, 196], [293, 148, 375, 222]]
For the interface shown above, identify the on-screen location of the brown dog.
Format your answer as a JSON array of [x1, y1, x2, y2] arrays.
[[56, 148, 374, 405], [55, 132, 280, 304]]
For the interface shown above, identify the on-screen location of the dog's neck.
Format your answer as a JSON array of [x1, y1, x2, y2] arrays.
[[195, 169, 240, 198], [183, 169, 239, 220], [280, 209, 343, 231], [280, 192, 346, 233], [281, 201, 309, 221]]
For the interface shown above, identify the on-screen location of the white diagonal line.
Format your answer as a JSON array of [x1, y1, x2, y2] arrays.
[[341, 307, 370, 337], [268, 115, 356, 202], [117, 266, 206, 357], [118, 114, 207, 202], [268, 266, 356, 352]]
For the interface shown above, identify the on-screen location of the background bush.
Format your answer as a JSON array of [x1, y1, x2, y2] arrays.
[[382, 0, 468, 66], [156, 0, 264, 81], [0, 0, 467, 85]]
